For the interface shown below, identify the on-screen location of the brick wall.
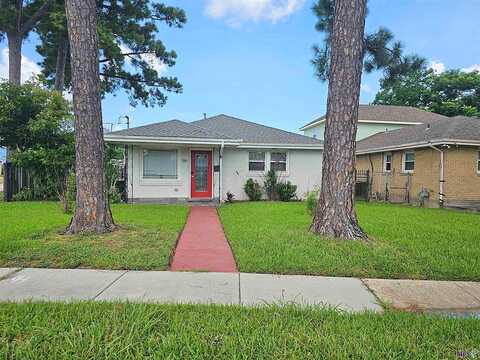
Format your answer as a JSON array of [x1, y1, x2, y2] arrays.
[[356, 145, 480, 208]]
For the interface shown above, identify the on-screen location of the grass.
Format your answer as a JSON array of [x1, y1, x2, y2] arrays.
[[219, 202, 480, 281], [1, 302, 479, 359], [0, 201, 188, 270]]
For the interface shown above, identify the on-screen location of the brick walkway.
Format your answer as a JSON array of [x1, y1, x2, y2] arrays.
[[170, 207, 238, 273]]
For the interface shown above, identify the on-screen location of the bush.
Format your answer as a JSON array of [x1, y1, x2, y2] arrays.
[[263, 169, 278, 201], [276, 181, 297, 202], [244, 179, 262, 201], [13, 188, 35, 201], [305, 188, 320, 215]]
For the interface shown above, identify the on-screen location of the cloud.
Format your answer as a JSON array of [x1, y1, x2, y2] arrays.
[[429, 60, 446, 74], [462, 64, 480, 73], [118, 44, 167, 75], [205, 0, 305, 25], [0, 48, 41, 83], [361, 84, 373, 94]]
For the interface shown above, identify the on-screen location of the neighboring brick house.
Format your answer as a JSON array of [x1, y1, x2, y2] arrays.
[[356, 116, 480, 210]]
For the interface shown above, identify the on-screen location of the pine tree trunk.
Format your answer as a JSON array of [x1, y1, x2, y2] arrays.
[[65, 0, 114, 234], [311, 0, 368, 240], [7, 33, 22, 85], [54, 35, 69, 92]]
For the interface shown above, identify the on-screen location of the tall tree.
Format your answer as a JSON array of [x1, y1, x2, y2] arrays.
[[311, 0, 368, 240], [65, 0, 114, 234], [0, 0, 53, 84], [312, 0, 425, 87], [374, 69, 480, 117], [36, 0, 186, 106]]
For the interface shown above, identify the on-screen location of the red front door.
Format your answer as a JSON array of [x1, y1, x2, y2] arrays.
[[191, 151, 213, 198]]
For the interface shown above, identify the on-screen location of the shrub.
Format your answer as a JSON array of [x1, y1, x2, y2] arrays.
[[225, 191, 235, 203], [277, 181, 297, 202], [263, 169, 278, 200], [305, 188, 320, 215], [244, 179, 262, 201]]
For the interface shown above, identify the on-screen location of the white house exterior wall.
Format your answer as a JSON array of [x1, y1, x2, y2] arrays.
[[221, 148, 323, 201], [126, 145, 323, 202], [126, 144, 221, 201], [303, 122, 411, 141]]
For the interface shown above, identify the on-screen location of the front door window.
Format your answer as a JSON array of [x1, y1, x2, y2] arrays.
[[191, 151, 212, 198]]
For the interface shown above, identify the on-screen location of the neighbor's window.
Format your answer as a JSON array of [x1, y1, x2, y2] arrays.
[[403, 151, 415, 172], [143, 149, 177, 179], [249, 151, 265, 171], [270, 152, 287, 172], [384, 152, 392, 172]]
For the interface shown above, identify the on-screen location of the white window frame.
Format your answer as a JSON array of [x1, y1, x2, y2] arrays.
[[142, 149, 178, 180], [383, 152, 392, 173], [477, 150, 480, 174], [402, 151, 415, 173], [248, 151, 266, 172], [270, 151, 288, 173]]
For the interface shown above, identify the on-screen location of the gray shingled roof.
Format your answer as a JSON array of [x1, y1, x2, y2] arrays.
[[301, 105, 449, 129], [192, 114, 322, 145], [107, 119, 234, 139], [107, 114, 323, 145], [357, 115, 480, 153]]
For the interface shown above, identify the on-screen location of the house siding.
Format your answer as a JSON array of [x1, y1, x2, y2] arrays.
[[303, 122, 411, 141], [222, 148, 323, 201], [126, 145, 323, 202], [356, 146, 480, 209]]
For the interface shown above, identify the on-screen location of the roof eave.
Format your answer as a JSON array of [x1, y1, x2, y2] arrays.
[[300, 119, 422, 131], [357, 139, 480, 155], [237, 143, 323, 150], [104, 135, 242, 146]]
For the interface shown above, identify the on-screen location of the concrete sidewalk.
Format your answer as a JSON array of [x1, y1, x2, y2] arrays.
[[1, 268, 480, 313], [0, 268, 379, 312]]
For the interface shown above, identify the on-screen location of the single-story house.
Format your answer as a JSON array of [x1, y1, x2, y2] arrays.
[[104, 114, 324, 202], [300, 104, 448, 140], [356, 115, 480, 209]]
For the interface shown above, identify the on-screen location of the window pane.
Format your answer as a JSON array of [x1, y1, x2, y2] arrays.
[[385, 162, 392, 171], [404, 161, 415, 171], [271, 162, 286, 172], [249, 152, 265, 161], [405, 153, 415, 162], [271, 152, 287, 162], [249, 162, 265, 171], [143, 150, 177, 178]]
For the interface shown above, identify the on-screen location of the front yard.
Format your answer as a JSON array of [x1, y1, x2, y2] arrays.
[[0, 202, 188, 270], [219, 202, 480, 281], [1, 302, 479, 359]]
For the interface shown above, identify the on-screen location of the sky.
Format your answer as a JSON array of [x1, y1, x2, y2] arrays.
[[0, 0, 479, 157]]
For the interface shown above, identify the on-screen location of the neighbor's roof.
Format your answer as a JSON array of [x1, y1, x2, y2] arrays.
[[300, 105, 449, 130], [357, 115, 480, 154], [106, 114, 323, 146]]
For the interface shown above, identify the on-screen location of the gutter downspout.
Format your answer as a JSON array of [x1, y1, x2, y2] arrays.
[[219, 141, 224, 203], [429, 144, 445, 207]]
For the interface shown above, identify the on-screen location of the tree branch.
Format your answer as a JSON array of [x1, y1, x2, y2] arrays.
[[20, 0, 54, 36], [99, 51, 155, 63]]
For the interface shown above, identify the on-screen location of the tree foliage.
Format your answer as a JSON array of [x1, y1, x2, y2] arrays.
[[36, 0, 187, 107], [0, 81, 74, 199], [312, 0, 425, 87], [374, 69, 480, 117]]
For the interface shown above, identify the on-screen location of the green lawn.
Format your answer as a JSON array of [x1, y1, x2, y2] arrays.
[[1, 302, 479, 359], [219, 202, 480, 281], [0, 202, 188, 270]]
